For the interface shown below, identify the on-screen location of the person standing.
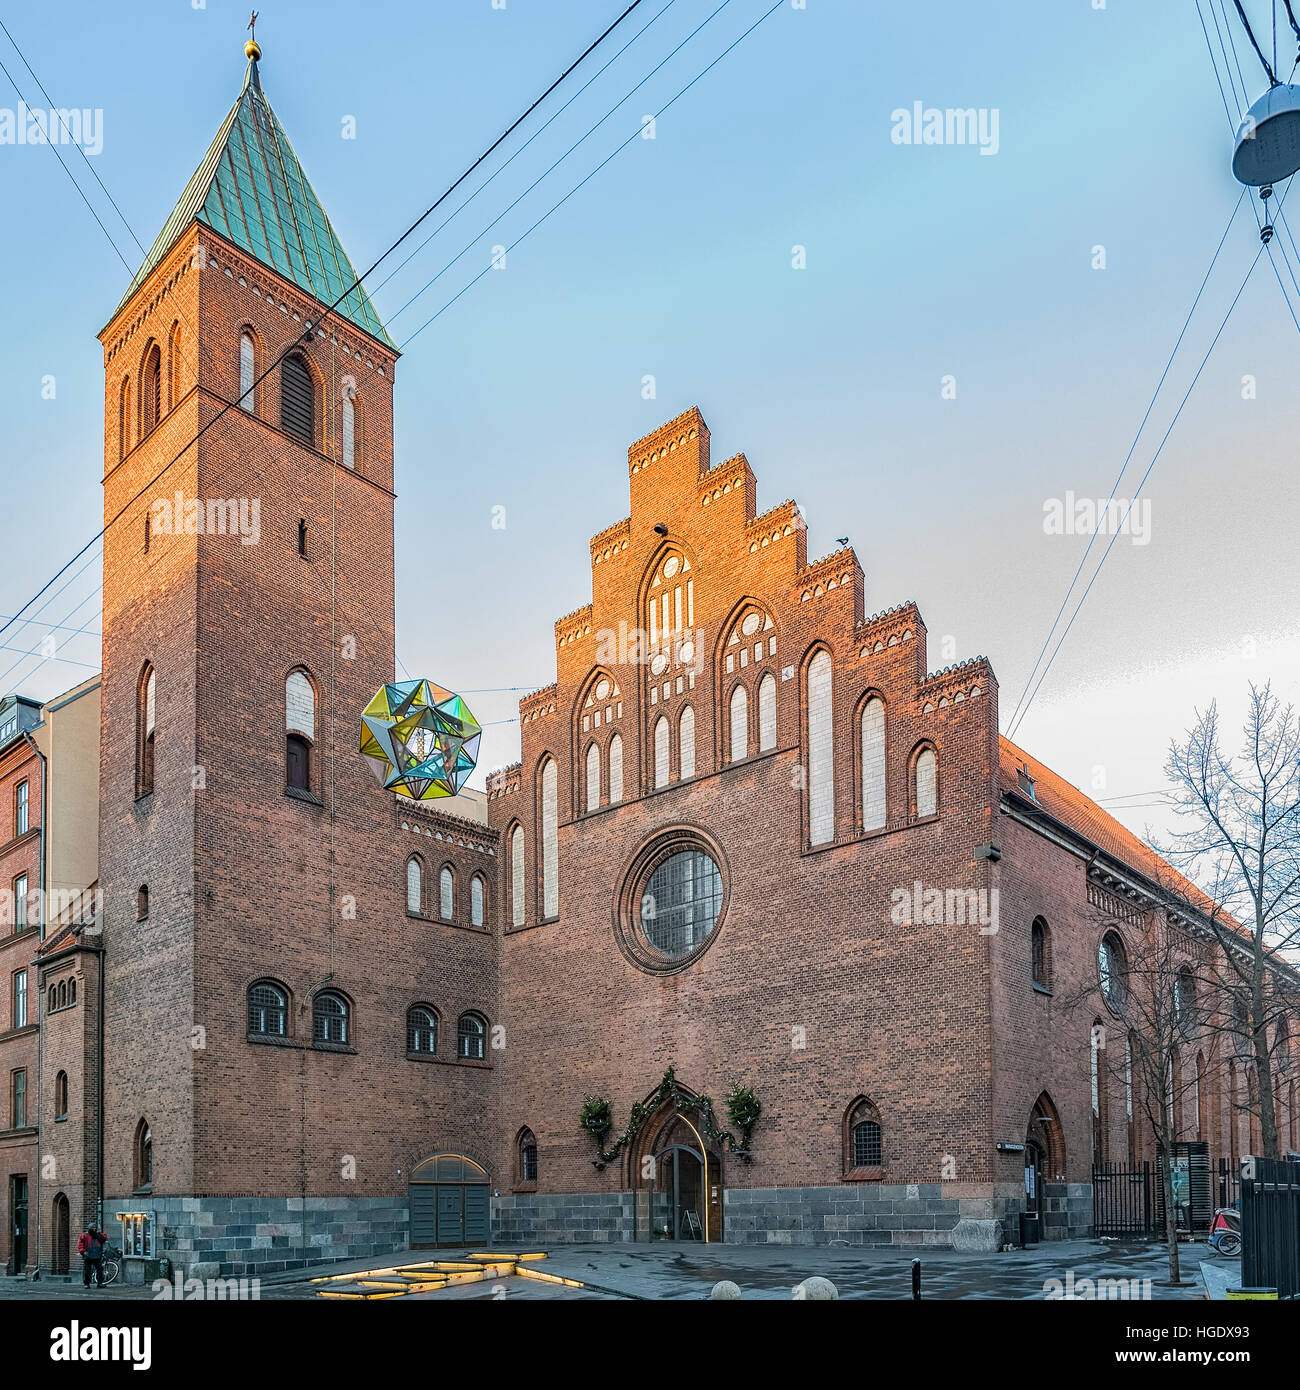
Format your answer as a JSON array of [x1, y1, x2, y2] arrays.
[[77, 1224, 105, 1288]]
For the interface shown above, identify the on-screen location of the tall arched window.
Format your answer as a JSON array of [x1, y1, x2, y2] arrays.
[[134, 1119, 152, 1191], [540, 759, 558, 919], [510, 824, 525, 927], [406, 857, 423, 914], [407, 1004, 437, 1055], [807, 650, 834, 844], [608, 734, 624, 804], [678, 706, 695, 781], [586, 742, 601, 813], [1031, 917, 1051, 989], [471, 874, 485, 928], [285, 677, 314, 792], [239, 331, 256, 410], [137, 663, 156, 797], [913, 745, 937, 819], [844, 1097, 883, 1175], [1099, 932, 1128, 1011], [248, 980, 288, 1037], [119, 377, 132, 460], [860, 696, 886, 831], [729, 685, 748, 763], [167, 322, 184, 409], [758, 673, 777, 752], [1175, 966, 1197, 1033], [1091, 1019, 1109, 1163], [646, 549, 693, 662], [440, 866, 455, 920], [141, 341, 161, 436], [312, 991, 350, 1045], [653, 716, 669, 789], [458, 1011, 486, 1060], [341, 392, 356, 469], [281, 354, 315, 445], [54, 1070, 68, 1119]]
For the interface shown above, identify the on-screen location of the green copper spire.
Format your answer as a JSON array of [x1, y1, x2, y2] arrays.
[[114, 41, 394, 349]]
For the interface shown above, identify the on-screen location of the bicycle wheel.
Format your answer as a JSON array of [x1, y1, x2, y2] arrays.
[[102, 1259, 119, 1285], [1218, 1233, 1241, 1258]]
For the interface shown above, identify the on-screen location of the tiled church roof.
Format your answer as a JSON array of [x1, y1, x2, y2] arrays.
[[113, 54, 393, 348]]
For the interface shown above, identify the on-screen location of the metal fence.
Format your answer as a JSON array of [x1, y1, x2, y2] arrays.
[[1092, 1143, 1215, 1238], [1241, 1156, 1300, 1299]]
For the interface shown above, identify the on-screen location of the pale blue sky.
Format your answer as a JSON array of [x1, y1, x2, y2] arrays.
[[1, 0, 1297, 841]]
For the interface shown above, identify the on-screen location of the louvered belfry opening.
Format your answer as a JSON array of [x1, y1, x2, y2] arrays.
[[142, 343, 161, 436], [281, 354, 314, 444]]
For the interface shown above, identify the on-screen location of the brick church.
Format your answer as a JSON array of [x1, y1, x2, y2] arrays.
[[2, 42, 1296, 1279]]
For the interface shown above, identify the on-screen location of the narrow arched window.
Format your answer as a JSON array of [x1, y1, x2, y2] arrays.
[[407, 1004, 437, 1054], [141, 342, 161, 436], [608, 733, 624, 804], [137, 885, 149, 921], [458, 1011, 486, 1061], [406, 858, 423, 913], [68, 979, 75, 1005], [281, 354, 314, 445], [54, 1070, 68, 1119], [1091, 1018, 1109, 1163], [586, 742, 601, 813], [807, 650, 834, 844], [1175, 966, 1197, 1033], [654, 716, 669, 789], [239, 331, 256, 410], [471, 874, 485, 928], [341, 392, 356, 469], [57, 981, 66, 1008], [440, 866, 455, 920], [518, 1127, 538, 1184], [1031, 917, 1050, 989], [914, 745, 937, 819], [860, 696, 886, 831], [134, 1119, 152, 1191], [248, 980, 288, 1037], [286, 670, 314, 791], [540, 759, 558, 919], [729, 685, 748, 763], [167, 322, 184, 409], [758, 673, 777, 752], [312, 991, 350, 1045], [119, 377, 132, 460], [137, 664, 156, 797], [47, 985, 56, 1014], [511, 824, 525, 927], [678, 706, 695, 781]]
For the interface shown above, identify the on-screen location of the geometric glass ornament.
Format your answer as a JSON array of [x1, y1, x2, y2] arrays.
[[359, 679, 481, 801]]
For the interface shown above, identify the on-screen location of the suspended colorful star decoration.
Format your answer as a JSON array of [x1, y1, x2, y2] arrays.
[[359, 679, 482, 801]]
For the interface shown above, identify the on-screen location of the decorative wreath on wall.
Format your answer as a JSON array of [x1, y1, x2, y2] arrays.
[[580, 1066, 761, 1169]]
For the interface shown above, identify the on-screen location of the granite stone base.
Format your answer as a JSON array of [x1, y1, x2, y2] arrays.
[[492, 1191, 635, 1244], [101, 1196, 410, 1280]]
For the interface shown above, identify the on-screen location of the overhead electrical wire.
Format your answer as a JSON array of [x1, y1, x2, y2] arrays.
[[401, 0, 786, 349], [1002, 188, 1248, 735]]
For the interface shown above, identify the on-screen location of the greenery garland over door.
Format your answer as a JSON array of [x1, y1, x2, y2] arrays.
[[580, 1066, 761, 1169]]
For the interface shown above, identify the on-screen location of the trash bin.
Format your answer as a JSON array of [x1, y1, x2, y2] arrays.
[[1019, 1212, 1040, 1246]]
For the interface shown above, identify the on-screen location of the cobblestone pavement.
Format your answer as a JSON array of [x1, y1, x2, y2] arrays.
[[0, 1239, 1231, 1301]]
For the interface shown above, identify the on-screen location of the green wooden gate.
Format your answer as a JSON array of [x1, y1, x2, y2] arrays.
[[409, 1153, 491, 1249]]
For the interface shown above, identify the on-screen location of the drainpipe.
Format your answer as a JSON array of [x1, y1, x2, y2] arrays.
[[23, 731, 46, 1278]]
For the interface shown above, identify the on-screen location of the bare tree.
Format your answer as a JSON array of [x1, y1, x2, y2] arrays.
[[1161, 685, 1300, 1159]]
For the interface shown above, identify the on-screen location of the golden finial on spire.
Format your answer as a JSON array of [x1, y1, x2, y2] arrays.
[[244, 10, 261, 62]]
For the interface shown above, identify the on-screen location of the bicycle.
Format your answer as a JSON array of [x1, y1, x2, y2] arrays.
[[101, 1243, 121, 1286]]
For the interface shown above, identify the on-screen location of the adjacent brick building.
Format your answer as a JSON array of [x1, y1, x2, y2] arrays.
[[6, 41, 1297, 1277]]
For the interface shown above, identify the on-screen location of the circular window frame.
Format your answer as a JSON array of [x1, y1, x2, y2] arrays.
[[613, 825, 730, 976]]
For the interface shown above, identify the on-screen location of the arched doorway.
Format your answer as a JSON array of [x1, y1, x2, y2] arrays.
[[632, 1105, 724, 1242], [409, 1153, 490, 1249], [51, 1193, 70, 1274], [1025, 1092, 1066, 1229]]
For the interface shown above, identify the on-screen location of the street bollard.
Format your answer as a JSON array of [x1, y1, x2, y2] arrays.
[[912, 1258, 921, 1300]]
